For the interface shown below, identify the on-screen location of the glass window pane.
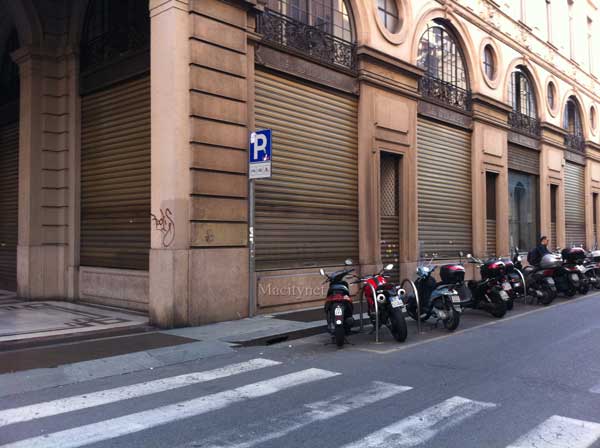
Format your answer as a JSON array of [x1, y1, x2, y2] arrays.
[[509, 171, 539, 250]]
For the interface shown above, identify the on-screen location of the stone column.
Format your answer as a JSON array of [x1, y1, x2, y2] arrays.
[[148, 0, 191, 327], [14, 47, 68, 299]]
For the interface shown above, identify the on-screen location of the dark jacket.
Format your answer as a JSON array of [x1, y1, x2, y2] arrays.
[[528, 244, 551, 266]]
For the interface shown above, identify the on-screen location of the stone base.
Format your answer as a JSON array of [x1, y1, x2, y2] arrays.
[[79, 267, 149, 312], [17, 245, 66, 299]]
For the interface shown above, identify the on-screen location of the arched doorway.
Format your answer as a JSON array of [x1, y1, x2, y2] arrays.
[[79, 0, 150, 310], [0, 29, 20, 291]]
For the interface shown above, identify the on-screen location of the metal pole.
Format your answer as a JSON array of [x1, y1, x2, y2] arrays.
[[402, 279, 420, 334], [369, 284, 379, 343], [248, 179, 256, 317]]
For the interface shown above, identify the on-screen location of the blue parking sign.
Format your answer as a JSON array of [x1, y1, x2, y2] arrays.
[[249, 129, 272, 179]]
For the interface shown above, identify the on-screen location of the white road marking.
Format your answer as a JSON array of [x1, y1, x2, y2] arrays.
[[506, 415, 600, 448], [0, 368, 339, 448], [341, 396, 496, 448], [199, 381, 412, 448], [0, 358, 280, 428]]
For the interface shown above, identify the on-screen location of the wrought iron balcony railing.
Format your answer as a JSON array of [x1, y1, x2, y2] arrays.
[[418, 75, 472, 112], [565, 132, 585, 152], [256, 9, 357, 71], [508, 111, 540, 137]]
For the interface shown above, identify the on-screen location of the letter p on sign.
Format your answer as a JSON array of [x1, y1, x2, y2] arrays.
[[249, 129, 272, 179]]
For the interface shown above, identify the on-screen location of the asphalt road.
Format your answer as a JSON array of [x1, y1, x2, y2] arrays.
[[2, 293, 600, 448]]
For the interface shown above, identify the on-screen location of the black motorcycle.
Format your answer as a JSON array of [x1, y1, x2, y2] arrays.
[[582, 249, 600, 290], [455, 254, 508, 318], [405, 256, 462, 332], [514, 250, 557, 305], [554, 247, 588, 296]]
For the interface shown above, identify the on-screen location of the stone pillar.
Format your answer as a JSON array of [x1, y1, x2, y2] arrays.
[[14, 47, 69, 299], [148, 0, 191, 327], [470, 96, 511, 258], [356, 48, 421, 280]]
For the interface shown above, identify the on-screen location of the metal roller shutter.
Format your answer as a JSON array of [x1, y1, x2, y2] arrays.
[[81, 75, 150, 270], [417, 118, 472, 257], [254, 70, 358, 270], [486, 219, 496, 256], [0, 121, 18, 290], [380, 154, 400, 283], [564, 162, 586, 247], [508, 144, 539, 175]]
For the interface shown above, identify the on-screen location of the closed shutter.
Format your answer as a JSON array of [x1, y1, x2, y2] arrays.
[[508, 144, 539, 175], [417, 118, 472, 257], [254, 70, 358, 270], [486, 220, 496, 256], [0, 121, 18, 290], [380, 154, 400, 283], [564, 162, 586, 246], [81, 75, 150, 270]]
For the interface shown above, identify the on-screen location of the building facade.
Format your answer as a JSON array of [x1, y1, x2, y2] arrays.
[[1, 0, 600, 327]]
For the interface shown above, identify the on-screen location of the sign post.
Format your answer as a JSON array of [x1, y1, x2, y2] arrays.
[[248, 130, 272, 317]]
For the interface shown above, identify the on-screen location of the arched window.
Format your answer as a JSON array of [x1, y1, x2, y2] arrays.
[[259, 0, 356, 70], [80, 0, 150, 74], [564, 96, 585, 151], [508, 67, 539, 136], [0, 29, 19, 106], [417, 20, 470, 110]]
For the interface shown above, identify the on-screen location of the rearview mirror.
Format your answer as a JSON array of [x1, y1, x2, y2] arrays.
[[344, 259, 353, 266], [319, 268, 325, 277], [384, 264, 394, 271]]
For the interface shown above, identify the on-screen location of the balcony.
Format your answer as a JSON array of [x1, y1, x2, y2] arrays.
[[418, 75, 472, 112], [256, 9, 357, 72], [508, 111, 540, 137], [564, 133, 585, 152]]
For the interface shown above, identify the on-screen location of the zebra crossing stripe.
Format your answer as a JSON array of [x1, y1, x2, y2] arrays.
[[0, 358, 281, 428], [506, 415, 600, 448], [0, 368, 339, 448], [341, 396, 496, 448], [199, 381, 413, 448]]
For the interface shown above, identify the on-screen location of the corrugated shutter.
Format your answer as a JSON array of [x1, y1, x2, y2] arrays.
[[254, 70, 358, 270], [508, 144, 539, 175], [0, 121, 18, 290], [564, 162, 586, 247], [486, 219, 496, 257], [81, 75, 150, 270], [380, 154, 400, 283], [417, 118, 472, 257]]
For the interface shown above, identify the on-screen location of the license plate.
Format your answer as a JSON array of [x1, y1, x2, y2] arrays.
[[451, 295, 461, 303], [390, 297, 403, 308], [502, 282, 512, 291], [571, 273, 579, 281], [546, 278, 555, 285], [499, 290, 509, 300], [334, 307, 343, 316]]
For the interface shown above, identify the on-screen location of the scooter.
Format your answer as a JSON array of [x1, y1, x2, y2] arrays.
[[405, 255, 462, 332], [583, 249, 600, 290], [455, 254, 508, 318], [467, 254, 514, 317], [514, 249, 557, 305], [319, 260, 356, 348], [358, 264, 408, 342], [554, 247, 588, 296]]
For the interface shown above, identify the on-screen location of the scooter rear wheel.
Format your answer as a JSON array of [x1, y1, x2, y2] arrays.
[[443, 307, 460, 332], [389, 308, 408, 342], [334, 325, 345, 348]]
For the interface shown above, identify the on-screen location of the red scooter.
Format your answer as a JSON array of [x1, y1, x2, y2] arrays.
[[319, 260, 356, 348], [359, 264, 408, 343]]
